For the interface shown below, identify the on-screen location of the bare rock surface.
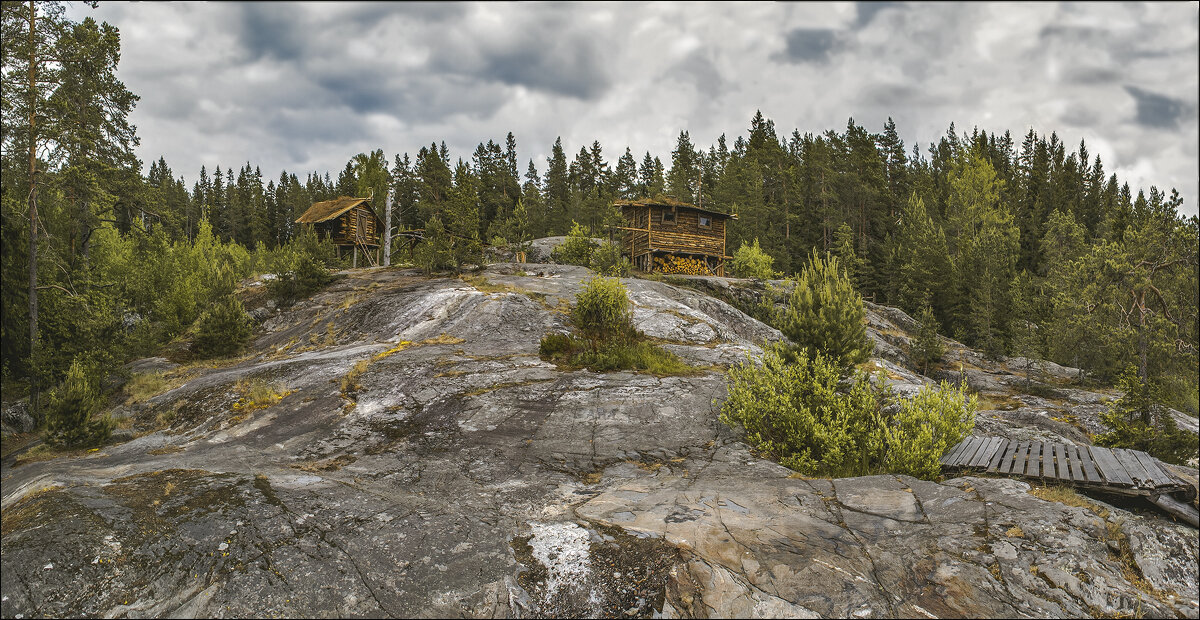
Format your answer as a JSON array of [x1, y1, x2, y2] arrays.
[[2, 265, 1197, 618]]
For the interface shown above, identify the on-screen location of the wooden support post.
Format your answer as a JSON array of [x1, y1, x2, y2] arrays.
[[353, 246, 358, 268], [383, 188, 393, 267]]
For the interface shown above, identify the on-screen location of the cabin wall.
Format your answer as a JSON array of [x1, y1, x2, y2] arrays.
[[330, 206, 381, 247]]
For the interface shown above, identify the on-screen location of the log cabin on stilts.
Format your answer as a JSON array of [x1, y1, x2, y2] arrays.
[[614, 197, 736, 276], [295, 196, 382, 267]]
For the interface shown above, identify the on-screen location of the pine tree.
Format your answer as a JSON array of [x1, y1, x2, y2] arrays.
[[779, 249, 872, 370], [911, 298, 946, 375]]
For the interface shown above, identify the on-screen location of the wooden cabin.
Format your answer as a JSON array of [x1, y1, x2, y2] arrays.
[[295, 196, 382, 264], [615, 197, 736, 276]]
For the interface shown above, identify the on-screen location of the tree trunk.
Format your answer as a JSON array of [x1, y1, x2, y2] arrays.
[[383, 188, 392, 267], [26, 0, 41, 421]]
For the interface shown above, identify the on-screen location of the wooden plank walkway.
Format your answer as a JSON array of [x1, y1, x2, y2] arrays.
[[941, 436, 1191, 498]]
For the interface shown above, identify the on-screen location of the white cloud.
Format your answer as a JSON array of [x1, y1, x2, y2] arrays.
[[66, 1, 1198, 215]]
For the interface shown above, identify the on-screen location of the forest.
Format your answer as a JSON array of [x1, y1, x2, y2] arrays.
[[3, 3, 1197, 427]]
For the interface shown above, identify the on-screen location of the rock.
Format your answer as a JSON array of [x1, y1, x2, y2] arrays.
[[1, 400, 34, 435], [2, 266, 1196, 618], [125, 357, 180, 375]]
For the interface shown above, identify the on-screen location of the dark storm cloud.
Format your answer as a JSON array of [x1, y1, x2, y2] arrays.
[[780, 28, 838, 63], [668, 50, 725, 98], [1124, 86, 1189, 129], [854, 2, 901, 29], [429, 22, 611, 100], [1063, 66, 1121, 85], [237, 4, 306, 61]]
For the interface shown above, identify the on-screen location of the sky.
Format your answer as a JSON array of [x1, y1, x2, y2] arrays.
[[67, 1, 1200, 216]]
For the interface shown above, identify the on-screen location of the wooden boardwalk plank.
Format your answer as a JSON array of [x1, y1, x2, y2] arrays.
[[948, 437, 982, 467], [942, 438, 974, 466], [1078, 445, 1101, 484], [959, 437, 989, 467], [1027, 436, 1046, 477], [1113, 449, 1153, 488], [1054, 444, 1072, 481], [986, 439, 1010, 472], [988, 440, 1017, 473], [1066, 444, 1084, 482], [1090, 447, 1134, 487], [1009, 442, 1031, 475], [969, 436, 998, 467], [1131, 450, 1174, 488], [1046, 443, 1060, 480], [971, 438, 1003, 468], [999, 441, 1019, 474]]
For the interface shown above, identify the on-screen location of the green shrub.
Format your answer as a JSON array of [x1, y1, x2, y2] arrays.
[[45, 359, 114, 449], [730, 238, 777, 280], [910, 300, 946, 375], [779, 249, 872, 371], [721, 346, 977, 479], [269, 225, 336, 304], [415, 214, 457, 274], [572, 275, 636, 344], [882, 382, 976, 479], [1095, 367, 1197, 465], [538, 333, 697, 376], [720, 344, 884, 475], [590, 241, 631, 277], [191, 295, 253, 359], [551, 221, 599, 266], [538, 275, 698, 376]]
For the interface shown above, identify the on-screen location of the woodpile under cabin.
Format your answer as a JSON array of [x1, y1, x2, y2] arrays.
[[615, 197, 735, 276], [295, 196, 382, 266]]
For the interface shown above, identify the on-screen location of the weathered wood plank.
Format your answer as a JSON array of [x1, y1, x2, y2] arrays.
[[986, 439, 1010, 472], [1017, 441, 1036, 477], [971, 437, 1004, 468], [943, 437, 976, 467], [1053, 444, 1071, 481], [1066, 444, 1084, 482], [1113, 449, 1153, 488], [1130, 450, 1174, 488], [1003, 438, 1022, 474], [943, 437, 976, 466], [962, 436, 993, 468], [966, 437, 993, 467], [1009, 442, 1031, 475], [988, 440, 1017, 473], [956, 437, 987, 467], [1077, 445, 1101, 484], [1090, 447, 1134, 487], [1045, 443, 1059, 480], [1003, 442, 1024, 475]]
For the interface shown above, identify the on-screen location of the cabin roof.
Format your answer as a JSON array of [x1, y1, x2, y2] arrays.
[[614, 196, 736, 219], [295, 196, 379, 224]]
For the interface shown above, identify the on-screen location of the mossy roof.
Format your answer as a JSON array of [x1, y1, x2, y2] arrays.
[[295, 196, 379, 224], [614, 196, 736, 219]]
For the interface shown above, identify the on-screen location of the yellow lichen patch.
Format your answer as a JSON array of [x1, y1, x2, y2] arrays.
[[231, 378, 292, 415], [124, 372, 183, 405], [291, 454, 357, 472], [1005, 526, 1025, 538], [340, 360, 370, 394], [419, 333, 465, 346], [1028, 485, 1111, 520], [147, 445, 186, 456], [372, 341, 413, 361], [463, 378, 554, 397]]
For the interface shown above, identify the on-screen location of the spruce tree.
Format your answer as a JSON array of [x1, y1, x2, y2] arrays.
[[911, 297, 946, 375], [780, 249, 872, 371]]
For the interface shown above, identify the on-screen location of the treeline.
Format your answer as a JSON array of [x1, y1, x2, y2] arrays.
[[2, 2, 1196, 419]]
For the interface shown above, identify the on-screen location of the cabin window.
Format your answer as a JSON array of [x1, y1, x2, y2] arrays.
[[662, 210, 676, 223], [698, 215, 711, 227]]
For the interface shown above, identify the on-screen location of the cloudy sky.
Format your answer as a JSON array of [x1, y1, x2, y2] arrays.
[[68, 2, 1199, 215]]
